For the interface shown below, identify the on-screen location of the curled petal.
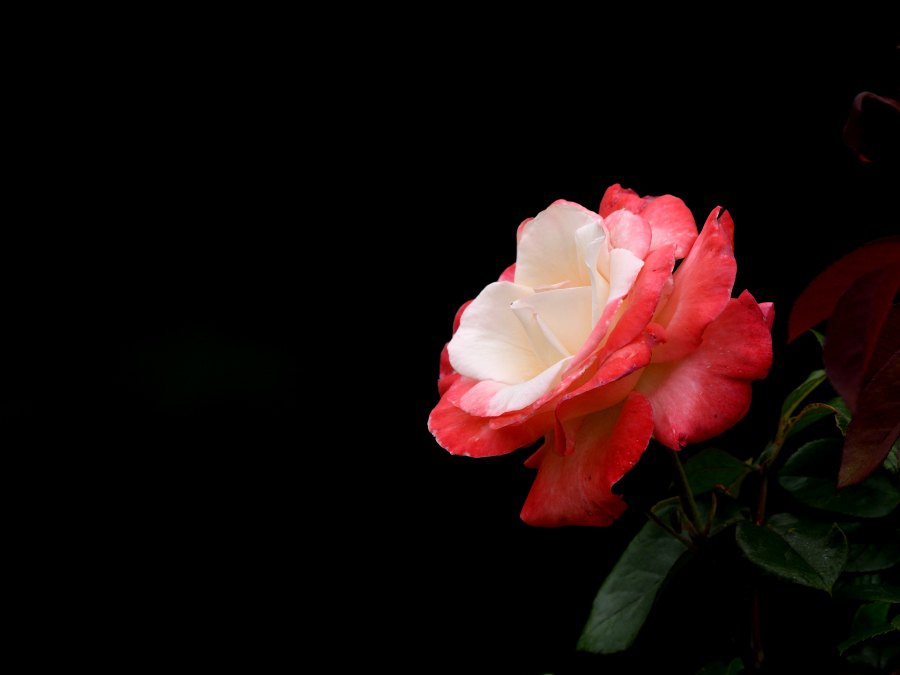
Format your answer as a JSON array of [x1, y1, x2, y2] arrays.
[[428, 376, 554, 458], [598, 184, 697, 259], [519, 392, 654, 527], [636, 290, 773, 450], [651, 207, 737, 363], [453, 357, 573, 417], [604, 210, 651, 261]]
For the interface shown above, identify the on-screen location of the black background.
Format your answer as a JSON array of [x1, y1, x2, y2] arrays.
[[8, 19, 898, 674]]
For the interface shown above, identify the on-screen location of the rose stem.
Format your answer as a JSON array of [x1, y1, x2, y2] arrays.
[[750, 586, 764, 670], [665, 447, 705, 538], [644, 509, 697, 551]]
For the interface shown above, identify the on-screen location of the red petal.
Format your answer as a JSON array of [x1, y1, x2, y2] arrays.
[[554, 338, 652, 455], [787, 235, 900, 344], [636, 290, 773, 450], [598, 185, 697, 259], [519, 392, 654, 527], [651, 207, 737, 363], [598, 184, 649, 216], [758, 302, 775, 332], [428, 376, 553, 458], [838, 349, 900, 487], [823, 268, 900, 412]]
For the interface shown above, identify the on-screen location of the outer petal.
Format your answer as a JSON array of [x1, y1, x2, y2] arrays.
[[651, 207, 737, 363], [514, 201, 601, 288], [636, 290, 773, 450], [448, 282, 543, 384], [598, 184, 697, 259], [439, 300, 474, 387], [453, 356, 573, 417], [428, 376, 554, 458], [519, 392, 654, 527]]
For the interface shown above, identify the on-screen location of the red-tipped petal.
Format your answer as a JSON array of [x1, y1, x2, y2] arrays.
[[651, 207, 737, 363], [788, 235, 900, 344], [598, 184, 649, 217], [837, 349, 900, 488], [598, 186, 698, 260], [520, 392, 654, 527], [604, 209, 652, 261], [596, 245, 676, 364], [428, 376, 554, 458], [636, 291, 773, 450]]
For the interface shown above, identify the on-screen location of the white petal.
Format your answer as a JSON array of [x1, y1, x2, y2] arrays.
[[608, 248, 645, 302], [459, 357, 573, 416], [510, 299, 569, 369], [515, 201, 601, 288], [448, 281, 543, 385], [585, 236, 612, 327], [511, 286, 593, 358]]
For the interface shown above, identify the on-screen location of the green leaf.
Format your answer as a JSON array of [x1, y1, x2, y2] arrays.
[[834, 574, 900, 603], [684, 448, 752, 497], [695, 657, 744, 675], [827, 397, 851, 434], [577, 499, 692, 654], [777, 438, 900, 517], [845, 525, 900, 573], [735, 514, 848, 592], [885, 437, 899, 474], [810, 328, 825, 349], [837, 602, 898, 654], [780, 369, 827, 420], [787, 400, 851, 439]]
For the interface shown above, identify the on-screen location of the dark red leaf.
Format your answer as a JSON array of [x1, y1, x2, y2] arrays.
[[823, 270, 896, 412], [865, 304, 900, 385], [788, 236, 900, 344], [838, 349, 900, 488]]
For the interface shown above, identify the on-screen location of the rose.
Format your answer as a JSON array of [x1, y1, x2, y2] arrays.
[[428, 184, 774, 527]]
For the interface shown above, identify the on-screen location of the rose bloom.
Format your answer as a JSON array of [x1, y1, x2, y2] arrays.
[[428, 184, 774, 526]]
